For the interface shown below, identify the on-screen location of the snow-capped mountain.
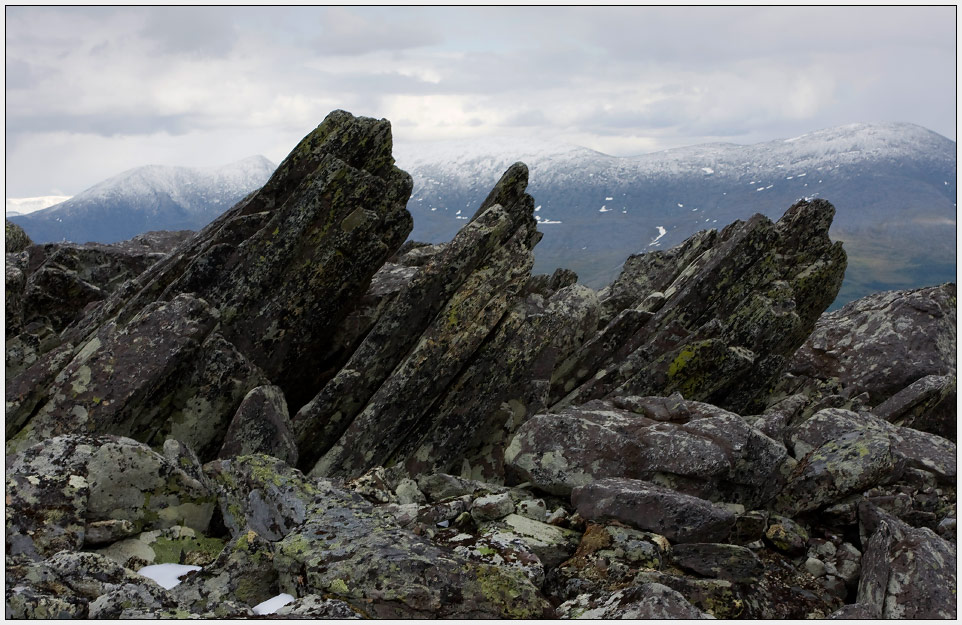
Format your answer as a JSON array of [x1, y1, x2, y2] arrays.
[[9, 156, 276, 245], [394, 122, 956, 307]]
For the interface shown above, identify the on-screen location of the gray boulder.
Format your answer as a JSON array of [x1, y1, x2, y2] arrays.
[[218, 385, 297, 465], [571, 478, 737, 543]]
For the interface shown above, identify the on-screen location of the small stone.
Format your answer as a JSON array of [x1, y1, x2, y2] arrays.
[[395, 478, 426, 505], [470, 493, 515, 522], [804, 556, 827, 578], [84, 519, 138, 546], [546, 507, 568, 525], [515, 498, 548, 521], [764, 515, 809, 555]]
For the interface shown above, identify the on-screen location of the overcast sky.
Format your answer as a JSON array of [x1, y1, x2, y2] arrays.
[[6, 5, 957, 197]]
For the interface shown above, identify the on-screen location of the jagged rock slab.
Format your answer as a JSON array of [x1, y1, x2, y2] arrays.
[[7, 111, 412, 459], [551, 199, 846, 414], [218, 385, 297, 465], [872, 373, 957, 441], [302, 164, 543, 478]]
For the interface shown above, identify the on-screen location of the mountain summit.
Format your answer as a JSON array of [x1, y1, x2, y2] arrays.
[[9, 155, 276, 244]]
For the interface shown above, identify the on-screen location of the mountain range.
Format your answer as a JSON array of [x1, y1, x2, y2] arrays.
[[8, 156, 276, 245], [8, 122, 956, 307]]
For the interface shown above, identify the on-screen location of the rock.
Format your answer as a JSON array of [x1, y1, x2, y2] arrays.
[[857, 502, 957, 618], [218, 385, 297, 466], [557, 583, 714, 619], [571, 478, 737, 543], [435, 525, 547, 588], [470, 492, 515, 522], [803, 556, 826, 578], [416, 473, 508, 502], [787, 284, 956, 407], [5, 435, 214, 561], [6, 219, 32, 253], [273, 595, 363, 619], [776, 427, 904, 516], [872, 374, 956, 441], [294, 163, 538, 476], [394, 477, 426, 505], [827, 603, 878, 619], [83, 519, 138, 546], [763, 515, 809, 556], [788, 407, 955, 484], [481, 513, 582, 569], [553, 199, 846, 414], [515, 498, 548, 521], [505, 397, 790, 506], [671, 543, 765, 582], [170, 529, 278, 613]]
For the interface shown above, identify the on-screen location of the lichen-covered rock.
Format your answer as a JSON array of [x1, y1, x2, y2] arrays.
[[505, 397, 790, 507], [6, 294, 268, 458], [872, 374, 957, 441], [478, 513, 582, 570], [218, 385, 297, 465], [775, 427, 904, 516], [572, 478, 737, 544], [671, 543, 764, 582], [6, 219, 32, 253], [553, 199, 846, 414], [763, 515, 810, 556], [788, 407, 956, 484], [787, 284, 956, 407], [557, 583, 714, 619], [294, 164, 537, 474], [857, 502, 957, 618], [470, 492, 515, 522], [6, 435, 214, 561], [171, 529, 278, 612], [273, 594, 364, 619]]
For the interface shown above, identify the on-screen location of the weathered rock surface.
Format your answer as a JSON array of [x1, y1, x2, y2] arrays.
[[787, 283, 957, 409], [571, 478, 737, 543], [218, 385, 297, 465], [857, 502, 957, 618], [6, 219, 33, 253], [3, 111, 954, 620], [505, 395, 791, 507], [551, 199, 847, 414]]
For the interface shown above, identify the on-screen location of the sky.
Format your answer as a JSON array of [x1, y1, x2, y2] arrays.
[[5, 5, 957, 198]]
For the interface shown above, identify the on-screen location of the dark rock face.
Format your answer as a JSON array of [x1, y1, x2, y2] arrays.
[[5, 219, 32, 253], [550, 199, 846, 415], [3, 111, 955, 620]]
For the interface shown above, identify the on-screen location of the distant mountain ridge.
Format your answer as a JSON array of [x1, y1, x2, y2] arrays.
[[394, 121, 956, 306], [9, 156, 276, 245]]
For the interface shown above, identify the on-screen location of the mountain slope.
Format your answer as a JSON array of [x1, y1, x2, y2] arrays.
[[10, 156, 276, 244], [394, 122, 956, 307]]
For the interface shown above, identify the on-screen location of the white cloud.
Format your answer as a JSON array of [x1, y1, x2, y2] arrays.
[[4, 6, 955, 197]]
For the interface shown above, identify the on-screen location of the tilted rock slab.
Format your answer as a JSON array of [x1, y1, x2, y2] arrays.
[[551, 199, 847, 415], [857, 502, 957, 619], [6, 111, 413, 458]]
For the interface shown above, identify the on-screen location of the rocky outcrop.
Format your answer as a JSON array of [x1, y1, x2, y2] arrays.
[[3, 111, 955, 620], [786, 283, 956, 411], [5, 219, 32, 253], [550, 199, 847, 415]]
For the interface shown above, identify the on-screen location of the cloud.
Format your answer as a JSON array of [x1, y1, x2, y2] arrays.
[[138, 7, 238, 58], [313, 7, 443, 56]]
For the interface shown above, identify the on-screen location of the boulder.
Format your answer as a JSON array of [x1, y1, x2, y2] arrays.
[[557, 583, 714, 619], [857, 502, 957, 618], [670, 543, 764, 582], [872, 374, 956, 441], [571, 478, 737, 543], [6, 435, 215, 561], [505, 397, 790, 507], [6, 219, 32, 253], [218, 385, 297, 465], [787, 284, 956, 407]]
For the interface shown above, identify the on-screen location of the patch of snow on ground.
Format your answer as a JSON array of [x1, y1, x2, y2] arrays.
[[252, 593, 296, 615], [649, 226, 667, 247], [137, 564, 201, 590], [605, 196, 614, 201], [677, 203, 683, 208], [599, 206, 610, 212], [535, 205, 541, 211], [701, 167, 714, 174]]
